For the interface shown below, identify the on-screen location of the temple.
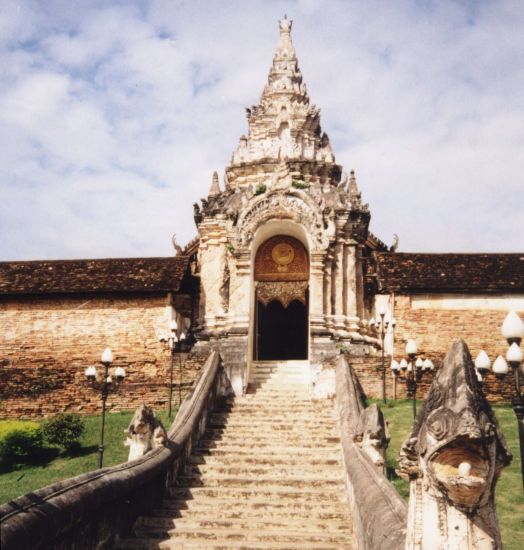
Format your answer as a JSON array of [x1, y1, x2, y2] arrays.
[[194, 16, 379, 392], [0, 18, 523, 417]]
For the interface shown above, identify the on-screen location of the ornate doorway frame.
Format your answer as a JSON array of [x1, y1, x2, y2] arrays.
[[252, 234, 309, 361]]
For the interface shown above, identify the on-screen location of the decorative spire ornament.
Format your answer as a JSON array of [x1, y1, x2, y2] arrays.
[[208, 171, 221, 196], [348, 170, 359, 196], [228, 19, 340, 181]]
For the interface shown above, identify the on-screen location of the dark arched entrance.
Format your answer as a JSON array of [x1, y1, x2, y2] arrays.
[[255, 296, 308, 360], [253, 235, 309, 361]]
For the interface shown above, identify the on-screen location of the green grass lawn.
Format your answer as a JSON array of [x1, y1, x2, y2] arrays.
[[0, 408, 174, 505], [378, 399, 523, 550]]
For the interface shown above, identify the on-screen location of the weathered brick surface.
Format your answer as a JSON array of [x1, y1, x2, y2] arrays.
[[386, 295, 515, 402], [348, 354, 437, 402], [0, 294, 205, 419], [348, 296, 519, 403]]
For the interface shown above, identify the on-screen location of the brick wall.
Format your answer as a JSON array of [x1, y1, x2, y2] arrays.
[[0, 293, 206, 419], [348, 354, 437, 402], [383, 294, 517, 402]]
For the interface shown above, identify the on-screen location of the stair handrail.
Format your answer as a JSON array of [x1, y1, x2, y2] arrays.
[[335, 354, 407, 550]]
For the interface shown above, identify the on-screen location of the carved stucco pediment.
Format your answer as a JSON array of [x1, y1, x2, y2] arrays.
[[256, 281, 308, 308], [233, 189, 329, 250]]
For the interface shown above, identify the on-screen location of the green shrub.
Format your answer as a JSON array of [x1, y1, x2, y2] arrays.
[[255, 184, 267, 195], [0, 420, 40, 440], [43, 414, 85, 452], [0, 423, 43, 469], [292, 180, 309, 189]]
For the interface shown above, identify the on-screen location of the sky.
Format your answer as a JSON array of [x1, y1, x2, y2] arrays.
[[0, 0, 523, 260]]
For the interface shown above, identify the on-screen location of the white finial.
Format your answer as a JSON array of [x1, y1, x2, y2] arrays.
[[208, 171, 221, 196], [279, 15, 292, 33]]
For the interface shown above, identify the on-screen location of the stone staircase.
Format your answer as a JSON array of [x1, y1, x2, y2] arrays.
[[118, 361, 354, 549]]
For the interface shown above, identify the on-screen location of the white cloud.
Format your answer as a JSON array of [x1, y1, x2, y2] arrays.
[[0, 0, 523, 260]]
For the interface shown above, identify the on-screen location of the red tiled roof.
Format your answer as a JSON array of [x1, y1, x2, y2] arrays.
[[375, 253, 524, 293], [0, 256, 189, 295]]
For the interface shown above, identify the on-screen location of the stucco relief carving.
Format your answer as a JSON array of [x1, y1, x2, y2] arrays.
[[234, 191, 328, 249], [256, 281, 308, 308], [219, 263, 230, 313]]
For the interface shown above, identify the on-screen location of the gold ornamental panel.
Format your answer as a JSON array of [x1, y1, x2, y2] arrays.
[[254, 235, 308, 282]]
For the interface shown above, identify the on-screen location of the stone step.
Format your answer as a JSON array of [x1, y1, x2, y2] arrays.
[[213, 403, 335, 411], [214, 412, 332, 418], [214, 406, 335, 416], [250, 367, 309, 373], [242, 394, 313, 401], [249, 375, 309, 380], [154, 497, 349, 519], [250, 369, 309, 373], [220, 398, 332, 406], [248, 385, 311, 392], [249, 377, 309, 383], [229, 396, 323, 404], [249, 376, 309, 382], [251, 361, 309, 366], [195, 442, 341, 454], [192, 446, 341, 459], [188, 454, 341, 467], [202, 433, 340, 444], [184, 464, 344, 479], [201, 421, 334, 432], [245, 390, 312, 398], [249, 383, 310, 388], [172, 474, 345, 490], [127, 526, 352, 546], [169, 485, 347, 502], [248, 379, 311, 383], [134, 516, 353, 535], [198, 438, 340, 450], [206, 424, 339, 436], [209, 413, 338, 429], [250, 376, 309, 381], [196, 434, 338, 445], [210, 411, 333, 418], [119, 538, 349, 549]]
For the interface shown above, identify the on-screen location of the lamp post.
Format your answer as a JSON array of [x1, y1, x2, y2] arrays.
[[167, 320, 178, 420], [406, 339, 418, 419], [160, 321, 188, 419], [178, 332, 187, 406], [374, 310, 396, 404], [390, 359, 400, 400], [499, 310, 524, 491], [85, 347, 125, 469], [395, 339, 434, 419]]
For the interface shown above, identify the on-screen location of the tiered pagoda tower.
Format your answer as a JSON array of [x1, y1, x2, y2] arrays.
[[193, 17, 378, 393]]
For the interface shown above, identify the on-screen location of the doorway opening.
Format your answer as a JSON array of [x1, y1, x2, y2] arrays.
[[253, 235, 309, 361], [255, 293, 308, 360]]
